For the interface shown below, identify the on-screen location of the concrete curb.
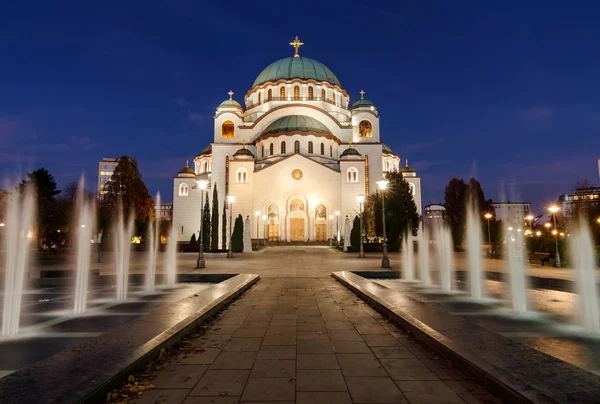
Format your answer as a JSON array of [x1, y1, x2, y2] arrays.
[[332, 271, 600, 404], [0, 273, 260, 404]]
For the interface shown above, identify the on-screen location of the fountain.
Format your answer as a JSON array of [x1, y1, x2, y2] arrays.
[[165, 225, 177, 286], [115, 206, 134, 301], [403, 232, 414, 281], [505, 221, 528, 313], [436, 223, 454, 293], [466, 202, 484, 300], [145, 192, 160, 293], [73, 178, 95, 314], [419, 224, 431, 288], [2, 187, 35, 336], [570, 219, 600, 334]]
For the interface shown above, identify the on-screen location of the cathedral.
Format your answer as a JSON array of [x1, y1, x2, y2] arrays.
[[173, 37, 422, 246]]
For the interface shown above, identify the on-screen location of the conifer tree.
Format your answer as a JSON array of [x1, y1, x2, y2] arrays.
[[222, 201, 227, 250], [202, 192, 211, 252], [232, 214, 244, 252], [211, 184, 219, 251]]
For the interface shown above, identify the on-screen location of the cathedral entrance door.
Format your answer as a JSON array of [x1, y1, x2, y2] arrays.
[[315, 223, 327, 242], [268, 224, 279, 241], [290, 218, 305, 241]]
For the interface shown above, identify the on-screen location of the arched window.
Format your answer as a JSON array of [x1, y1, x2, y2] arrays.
[[269, 143, 274, 155], [267, 89, 272, 101], [294, 140, 300, 153], [221, 121, 235, 138], [347, 167, 359, 183], [258, 93, 261, 104], [203, 161, 208, 172], [359, 120, 372, 137], [308, 141, 313, 154], [261, 144, 264, 157], [409, 183, 416, 196], [280, 87, 286, 99], [281, 141, 286, 154], [179, 183, 189, 196], [294, 86, 300, 100], [320, 143, 325, 155], [308, 87, 314, 100], [331, 91, 336, 104], [321, 89, 326, 100], [236, 168, 248, 183], [330, 145, 333, 157]]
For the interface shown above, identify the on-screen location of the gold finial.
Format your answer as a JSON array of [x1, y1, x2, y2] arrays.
[[359, 90, 365, 100], [289, 36, 304, 58], [349, 140, 353, 147], [186, 160, 189, 167], [228, 90, 234, 100], [405, 159, 409, 167], [242, 139, 247, 148]]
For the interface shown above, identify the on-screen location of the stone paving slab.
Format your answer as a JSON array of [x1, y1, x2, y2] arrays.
[[333, 270, 600, 404], [134, 276, 501, 404]]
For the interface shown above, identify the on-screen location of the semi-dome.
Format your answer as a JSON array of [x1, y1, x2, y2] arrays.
[[262, 115, 332, 136], [178, 160, 195, 176], [233, 147, 255, 159], [218, 99, 243, 109], [340, 147, 362, 158], [400, 159, 416, 173], [253, 57, 341, 88]]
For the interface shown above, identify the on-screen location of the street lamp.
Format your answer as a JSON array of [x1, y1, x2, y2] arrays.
[[255, 210, 260, 246], [196, 179, 209, 268], [227, 195, 236, 258], [376, 178, 390, 268], [549, 205, 561, 267], [525, 214, 534, 231], [483, 212, 493, 256], [262, 214, 267, 244], [0, 222, 5, 227], [328, 214, 334, 245], [356, 195, 366, 258], [335, 210, 340, 247]]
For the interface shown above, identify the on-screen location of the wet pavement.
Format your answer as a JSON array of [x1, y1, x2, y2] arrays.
[[134, 269, 501, 403]]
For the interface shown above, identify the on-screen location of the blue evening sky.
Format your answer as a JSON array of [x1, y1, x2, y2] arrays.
[[1, 1, 599, 213]]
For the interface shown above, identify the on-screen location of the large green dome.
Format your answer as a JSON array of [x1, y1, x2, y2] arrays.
[[262, 115, 332, 136], [253, 57, 341, 88]]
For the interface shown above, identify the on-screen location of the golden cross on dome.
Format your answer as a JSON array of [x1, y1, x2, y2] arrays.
[[359, 90, 365, 100], [186, 160, 189, 167], [289, 36, 304, 58], [228, 90, 234, 100]]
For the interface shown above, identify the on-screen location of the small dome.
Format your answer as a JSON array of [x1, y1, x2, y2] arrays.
[[233, 147, 255, 159], [218, 99, 243, 109], [340, 147, 362, 158], [178, 160, 195, 175], [199, 144, 212, 156], [400, 159, 416, 173], [253, 57, 341, 88], [350, 99, 376, 109], [262, 115, 332, 136]]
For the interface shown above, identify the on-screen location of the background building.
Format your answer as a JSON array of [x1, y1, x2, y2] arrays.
[[97, 158, 118, 198], [424, 204, 445, 230], [492, 201, 531, 225], [156, 202, 173, 222], [559, 186, 600, 219]]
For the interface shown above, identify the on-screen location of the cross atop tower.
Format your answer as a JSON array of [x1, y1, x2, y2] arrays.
[[228, 90, 234, 100], [289, 36, 304, 58], [359, 90, 365, 100]]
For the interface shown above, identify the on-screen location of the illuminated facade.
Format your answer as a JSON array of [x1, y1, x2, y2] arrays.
[[173, 38, 422, 245]]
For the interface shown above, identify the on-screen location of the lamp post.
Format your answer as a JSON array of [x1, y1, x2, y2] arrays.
[[255, 210, 260, 246], [335, 210, 340, 248], [262, 214, 267, 245], [549, 205, 561, 267], [525, 214, 534, 232], [376, 178, 390, 268], [484, 212, 492, 256], [328, 214, 334, 246], [227, 195, 236, 258], [196, 180, 209, 269], [356, 195, 366, 258]]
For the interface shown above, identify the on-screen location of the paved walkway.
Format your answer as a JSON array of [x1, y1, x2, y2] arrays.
[[133, 248, 501, 404]]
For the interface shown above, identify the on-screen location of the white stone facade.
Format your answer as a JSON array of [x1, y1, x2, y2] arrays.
[[172, 48, 422, 246]]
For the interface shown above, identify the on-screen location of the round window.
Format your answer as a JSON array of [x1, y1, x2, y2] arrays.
[[291, 169, 303, 180]]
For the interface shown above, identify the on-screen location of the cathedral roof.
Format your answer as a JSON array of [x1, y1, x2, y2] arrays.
[[200, 144, 212, 156], [340, 147, 362, 158], [253, 57, 341, 88], [178, 160, 195, 176], [217, 99, 243, 109], [350, 99, 376, 109], [400, 159, 416, 173], [233, 147, 254, 158], [382, 143, 393, 154], [262, 115, 332, 136]]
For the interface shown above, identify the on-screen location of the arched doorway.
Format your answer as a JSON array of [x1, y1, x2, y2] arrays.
[[315, 204, 327, 241], [267, 204, 280, 241], [289, 199, 305, 241]]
